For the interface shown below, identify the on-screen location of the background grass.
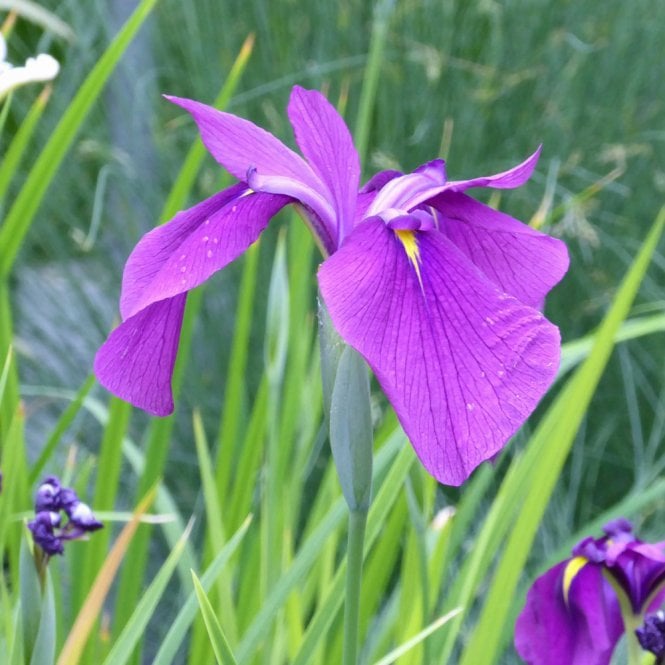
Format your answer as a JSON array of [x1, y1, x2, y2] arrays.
[[1, 0, 664, 663]]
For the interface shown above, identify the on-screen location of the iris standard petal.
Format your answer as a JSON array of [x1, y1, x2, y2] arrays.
[[367, 159, 447, 216], [94, 294, 187, 416], [287, 86, 360, 243], [166, 95, 326, 193], [318, 218, 560, 485], [430, 191, 569, 307], [514, 561, 623, 665], [120, 188, 291, 319], [361, 169, 402, 193], [445, 146, 542, 192]]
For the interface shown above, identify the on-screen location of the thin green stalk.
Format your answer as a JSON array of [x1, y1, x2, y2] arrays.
[[354, 0, 396, 163], [624, 614, 643, 665], [604, 571, 644, 665], [343, 508, 368, 665], [0, 281, 19, 442]]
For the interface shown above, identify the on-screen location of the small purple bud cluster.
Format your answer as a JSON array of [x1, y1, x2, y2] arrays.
[[637, 611, 665, 661], [27, 476, 103, 556]]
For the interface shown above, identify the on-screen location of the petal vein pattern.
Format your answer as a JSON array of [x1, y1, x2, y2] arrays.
[[445, 146, 542, 192], [319, 219, 561, 485], [166, 96, 322, 188], [96, 187, 290, 416], [432, 191, 569, 308], [120, 187, 290, 319], [287, 86, 360, 243], [94, 295, 187, 416], [515, 561, 623, 665]]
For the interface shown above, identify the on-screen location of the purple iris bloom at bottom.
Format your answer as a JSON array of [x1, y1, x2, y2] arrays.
[[637, 611, 665, 660], [94, 86, 568, 486], [515, 519, 665, 665]]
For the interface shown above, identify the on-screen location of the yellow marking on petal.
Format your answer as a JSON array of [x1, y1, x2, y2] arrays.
[[562, 556, 588, 607], [395, 229, 424, 290]]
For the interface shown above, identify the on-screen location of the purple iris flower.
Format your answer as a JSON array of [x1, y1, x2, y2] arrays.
[[94, 86, 568, 486], [515, 519, 665, 665]]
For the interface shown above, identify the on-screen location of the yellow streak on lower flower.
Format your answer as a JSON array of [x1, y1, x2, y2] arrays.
[[395, 229, 424, 291], [562, 555, 588, 607]]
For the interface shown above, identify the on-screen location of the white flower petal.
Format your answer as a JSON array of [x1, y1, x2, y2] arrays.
[[0, 52, 59, 99]]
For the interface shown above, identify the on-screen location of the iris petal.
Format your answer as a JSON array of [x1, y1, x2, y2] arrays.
[[319, 218, 560, 485], [367, 159, 447, 215], [287, 86, 360, 243], [120, 187, 290, 319], [430, 191, 569, 307], [121, 183, 245, 318], [97, 188, 290, 415], [94, 295, 187, 416], [515, 561, 623, 665], [166, 95, 323, 190], [445, 146, 542, 192]]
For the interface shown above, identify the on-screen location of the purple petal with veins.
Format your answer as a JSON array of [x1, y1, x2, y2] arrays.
[[96, 86, 566, 488], [445, 146, 542, 192], [95, 295, 187, 416], [367, 159, 447, 215], [287, 86, 360, 243], [515, 561, 622, 665], [97, 187, 290, 414], [166, 95, 323, 190], [430, 191, 569, 308], [319, 218, 560, 485], [121, 187, 290, 319]]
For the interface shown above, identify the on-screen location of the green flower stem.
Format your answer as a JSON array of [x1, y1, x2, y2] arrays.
[[343, 507, 368, 665], [320, 301, 373, 663], [603, 570, 645, 665], [624, 613, 643, 665]]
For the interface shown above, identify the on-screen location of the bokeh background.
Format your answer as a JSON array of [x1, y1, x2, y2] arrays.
[[4, 0, 665, 661]]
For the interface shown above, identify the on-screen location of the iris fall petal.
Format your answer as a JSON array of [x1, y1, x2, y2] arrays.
[[94, 295, 187, 416], [318, 217, 560, 485], [431, 191, 569, 308], [515, 561, 623, 665]]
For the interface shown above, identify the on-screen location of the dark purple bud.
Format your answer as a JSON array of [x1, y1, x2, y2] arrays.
[[29, 478, 103, 558], [67, 501, 103, 532], [34, 476, 62, 512], [636, 611, 665, 659], [59, 487, 80, 513], [28, 511, 64, 556]]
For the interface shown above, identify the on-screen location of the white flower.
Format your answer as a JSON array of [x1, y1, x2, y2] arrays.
[[0, 32, 59, 100]]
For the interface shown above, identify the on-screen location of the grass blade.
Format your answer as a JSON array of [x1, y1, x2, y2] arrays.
[[153, 516, 252, 665], [0, 85, 52, 204], [290, 444, 415, 665], [235, 431, 403, 661], [101, 520, 194, 665], [192, 571, 239, 665], [56, 485, 157, 665], [372, 608, 462, 665], [29, 375, 96, 484]]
